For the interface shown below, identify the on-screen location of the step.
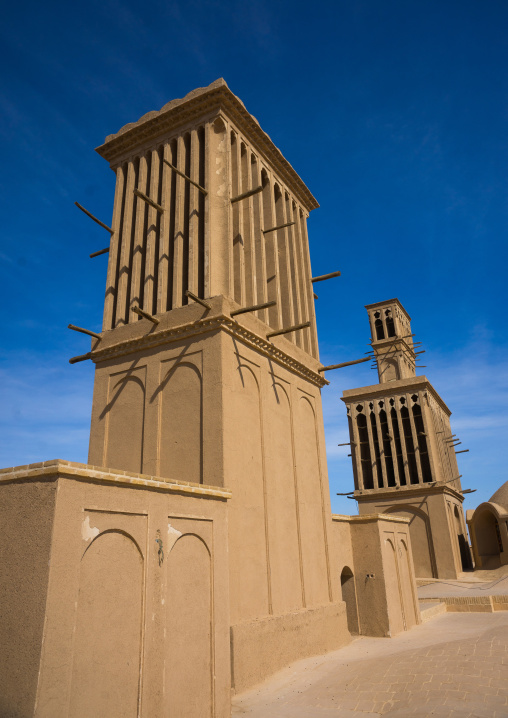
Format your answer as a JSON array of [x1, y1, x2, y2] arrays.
[[419, 601, 447, 622]]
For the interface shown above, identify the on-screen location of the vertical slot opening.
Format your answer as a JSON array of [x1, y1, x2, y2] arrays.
[[357, 410, 373, 490], [198, 126, 205, 299], [112, 163, 127, 329], [125, 157, 140, 323], [167, 139, 177, 311], [391, 406, 406, 485], [370, 410, 384, 487], [182, 133, 191, 305], [401, 404, 419, 483], [379, 408, 396, 486]]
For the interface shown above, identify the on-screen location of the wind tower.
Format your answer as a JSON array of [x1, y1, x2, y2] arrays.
[[79, 79, 348, 690], [341, 299, 472, 579]]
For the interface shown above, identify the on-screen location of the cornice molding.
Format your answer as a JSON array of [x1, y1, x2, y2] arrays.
[[95, 79, 319, 212], [341, 377, 451, 416], [88, 315, 328, 388], [354, 483, 464, 502]]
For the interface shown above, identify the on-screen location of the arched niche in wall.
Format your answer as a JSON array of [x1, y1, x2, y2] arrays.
[[69, 530, 144, 718], [294, 395, 329, 607], [228, 361, 269, 622], [379, 357, 400, 382], [159, 360, 202, 483], [473, 508, 503, 567], [166, 533, 212, 718], [340, 566, 359, 635], [106, 373, 146, 474], [384, 506, 437, 579], [264, 379, 302, 614]]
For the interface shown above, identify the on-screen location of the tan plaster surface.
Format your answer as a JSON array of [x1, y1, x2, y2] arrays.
[[232, 612, 508, 717]]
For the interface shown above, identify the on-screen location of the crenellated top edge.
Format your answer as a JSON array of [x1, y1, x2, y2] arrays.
[[95, 78, 319, 212]]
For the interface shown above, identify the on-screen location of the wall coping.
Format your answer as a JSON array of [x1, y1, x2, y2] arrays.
[[0, 460, 232, 500], [331, 513, 410, 525]]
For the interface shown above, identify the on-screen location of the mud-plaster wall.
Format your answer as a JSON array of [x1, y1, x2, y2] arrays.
[[1, 468, 231, 718], [0, 480, 57, 718], [331, 516, 420, 638]]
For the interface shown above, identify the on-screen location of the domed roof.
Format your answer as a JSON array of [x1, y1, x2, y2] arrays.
[[488, 481, 508, 512]]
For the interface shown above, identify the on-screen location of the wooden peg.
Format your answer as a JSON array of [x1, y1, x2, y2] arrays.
[[313, 292, 319, 300], [319, 356, 370, 372], [462, 488, 476, 494], [455, 449, 469, 454], [185, 290, 211, 310], [69, 352, 93, 364], [75, 202, 113, 234], [231, 300, 276, 317], [262, 221, 295, 234], [134, 188, 163, 213], [311, 270, 341, 283], [163, 158, 207, 195], [231, 185, 263, 203], [90, 247, 110, 258], [337, 491, 354, 496], [131, 306, 159, 324], [266, 321, 310, 339], [337, 442, 356, 447], [68, 324, 101, 340]]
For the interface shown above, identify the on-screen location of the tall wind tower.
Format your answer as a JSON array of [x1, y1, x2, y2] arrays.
[[341, 299, 472, 579], [84, 78, 348, 690]]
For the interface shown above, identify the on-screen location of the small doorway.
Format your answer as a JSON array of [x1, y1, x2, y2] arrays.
[[340, 566, 359, 635]]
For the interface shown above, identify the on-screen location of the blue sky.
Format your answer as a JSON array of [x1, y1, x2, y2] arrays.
[[1, 0, 507, 515]]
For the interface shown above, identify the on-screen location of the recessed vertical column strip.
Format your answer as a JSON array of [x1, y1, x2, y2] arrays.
[[287, 200, 303, 350], [103, 164, 125, 331], [364, 405, 380, 489], [251, 157, 268, 322], [283, 196, 297, 339], [263, 171, 283, 329], [172, 135, 185, 309], [386, 406, 401, 487], [406, 394, 424, 483], [373, 404, 390, 486], [144, 148, 160, 315], [188, 128, 201, 296], [292, 202, 311, 354], [392, 405, 409, 485], [157, 142, 173, 312], [349, 407, 363, 490], [242, 148, 256, 307], [419, 395, 440, 483], [115, 160, 137, 326], [129, 154, 149, 319], [197, 127, 205, 298], [299, 212, 319, 359], [275, 186, 294, 335]]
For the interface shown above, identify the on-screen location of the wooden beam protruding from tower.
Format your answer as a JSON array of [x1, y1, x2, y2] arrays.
[[74, 202, 114, 234], [319, 357, 370, 372], [133, 188, 164, 214], [230, 185, 263, 203], [266, 321, 310, 339], [231, 300, 276, 317], [68, 324, 102, 340], [131, 306, 159, 324], [163, 158, 208, 195], [185, 290, 211, 310], [311, 270, 341, 283], [89, 247, 110, 258]]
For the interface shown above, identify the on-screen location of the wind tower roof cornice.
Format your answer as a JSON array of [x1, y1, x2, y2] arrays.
[[365, 298, 411, 322], [95, 78, 319, 213]]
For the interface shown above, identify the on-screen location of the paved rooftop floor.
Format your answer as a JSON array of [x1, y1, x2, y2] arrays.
[[418, 568, 508, 600], [232, 613, 508, 717]]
